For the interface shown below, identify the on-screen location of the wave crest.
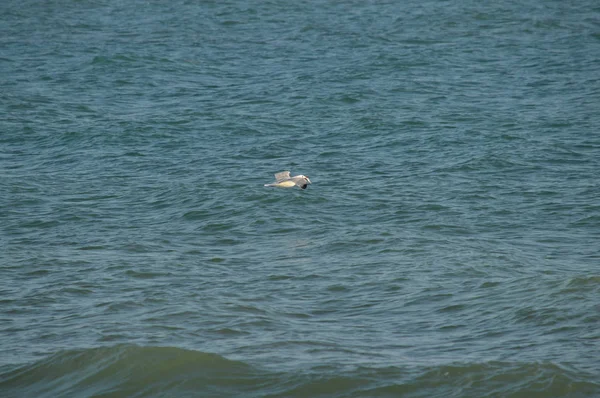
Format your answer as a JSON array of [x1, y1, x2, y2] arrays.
[[0, 345, 258, 398], [1, 346, 598, 397]]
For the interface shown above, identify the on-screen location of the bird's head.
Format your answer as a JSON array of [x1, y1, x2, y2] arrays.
[[301, 175, 311, 184]]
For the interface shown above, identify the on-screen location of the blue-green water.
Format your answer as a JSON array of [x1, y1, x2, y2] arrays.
[[1, 0, 599, 396]]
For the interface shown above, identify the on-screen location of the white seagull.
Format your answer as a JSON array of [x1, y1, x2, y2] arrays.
[[264, 171, 312, 189]]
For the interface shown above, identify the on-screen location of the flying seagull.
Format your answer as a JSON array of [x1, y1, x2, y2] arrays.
[[264, 171, 311, 189]]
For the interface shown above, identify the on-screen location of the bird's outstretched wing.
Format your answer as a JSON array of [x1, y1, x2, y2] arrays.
[[274, 171, 291, 182]]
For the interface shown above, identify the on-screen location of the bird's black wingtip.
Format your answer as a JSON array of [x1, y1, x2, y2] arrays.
[[300, 184, 307, 189]]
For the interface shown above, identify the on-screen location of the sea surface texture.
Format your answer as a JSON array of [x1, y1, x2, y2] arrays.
[[1, 0, 599, 397]]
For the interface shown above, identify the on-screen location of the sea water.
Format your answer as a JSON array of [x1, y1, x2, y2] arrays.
[[1, 0, 599, 396]]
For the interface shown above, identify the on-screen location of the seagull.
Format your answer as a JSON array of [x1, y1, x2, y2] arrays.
[[264, 171, 312, 189]]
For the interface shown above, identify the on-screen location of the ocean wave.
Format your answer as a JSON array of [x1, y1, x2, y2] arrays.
[[0, 345, 260, 398], [1, 345, 597, 397]]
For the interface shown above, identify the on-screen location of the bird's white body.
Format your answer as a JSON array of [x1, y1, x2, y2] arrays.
[[264, 171, 311, 189]]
